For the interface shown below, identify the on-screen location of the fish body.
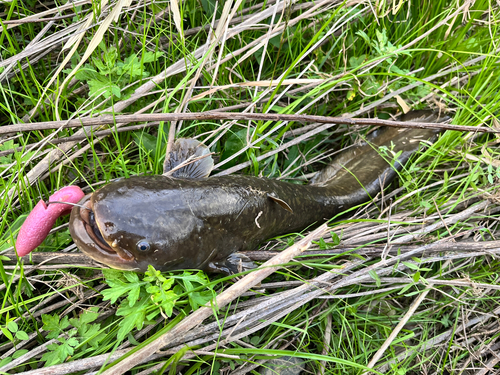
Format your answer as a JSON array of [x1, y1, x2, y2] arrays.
[[71, 175, 340, 272], [68, 110, 445, 273]]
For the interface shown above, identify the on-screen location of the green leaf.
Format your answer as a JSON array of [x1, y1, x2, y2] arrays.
[[146, 310, 160, 321], [355, 30, 370, 45], [180, 270, 209, 285], [41, 349, 60, 367], [117, 54, 144, 78], [93, 57, 108, 73], [212, 361, 221, 373], [101, 271, 146, 306], [441, 313, 451, 328], [77, 323, 104, 348], [201, 0, 221, 17], [413, 271, 420, 283], [402, 261, 420, 270], [360, 76, 380, 96], [0, 140, 15, 150], [89, 332, 107, 349], [220, 129, 248, 168], [15, 331, 29, 340], [375, 29, 387, 47], [68, 308, 103, 348], [127, 332, 141, 346], [250, 336, 260, 346], [70, 315, 103, 346], [42, 315, 70, 339], [12, 349, 28, 359], [415, 85, 431, 98], [349, 55, 366, 68], [123, 272, 140, 283], [1, 327, 13, 341], [93, 46, 118, 75], [187, 290, 212, 311], [146, 285, 178, 316], [0, 357, 12, 368], [0, 140, 16, 164], [144, 265, 168, 283], [179, 271, 212, 310], [419, 200, 432, 209], [102, 269, 124, 282], [142, 51, 164, 63], [398, 283, 413, 295], [111, 85, 121, 98], [132, 132, 161, 155], [330, 232, 341, 246], [389, 64, 409, 75], [103, 46, 118, 70], [79, 307, 100, 325], [128, 286, 141, 308], [41, 337, 79, 366], [7, 321, 18, 333], [116, 298, 150, 342], [87, 78, 121, 99], [74, 65, 100, 81], [368, 270, 381, 287], [318, 237, 328, 250], [102, 279, 137, 305]]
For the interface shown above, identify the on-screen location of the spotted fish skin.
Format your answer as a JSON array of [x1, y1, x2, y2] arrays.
[[82, 174, 345, 272], [69, 110, 445, 273]]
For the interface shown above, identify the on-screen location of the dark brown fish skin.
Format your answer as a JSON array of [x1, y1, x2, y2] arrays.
[[69, 110, 444, 272]]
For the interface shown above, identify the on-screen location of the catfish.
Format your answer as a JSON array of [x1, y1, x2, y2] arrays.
[[63, 110, 445, 273]]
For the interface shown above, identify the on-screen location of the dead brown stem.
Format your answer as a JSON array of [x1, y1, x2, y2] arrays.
[[1, 112, 490, 136]]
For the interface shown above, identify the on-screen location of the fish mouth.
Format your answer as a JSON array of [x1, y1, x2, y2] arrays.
[[79, 199, 114, 254], [69, 195, 139, 270]]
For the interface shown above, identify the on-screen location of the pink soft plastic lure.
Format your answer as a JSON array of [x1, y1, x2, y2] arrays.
[[15, 186, 85, 256]]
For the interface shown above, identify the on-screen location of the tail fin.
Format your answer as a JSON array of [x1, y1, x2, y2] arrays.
[[311, 110, 447, 207]]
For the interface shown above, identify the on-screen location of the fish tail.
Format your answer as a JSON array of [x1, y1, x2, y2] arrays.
[[311, 110, 448, 208]]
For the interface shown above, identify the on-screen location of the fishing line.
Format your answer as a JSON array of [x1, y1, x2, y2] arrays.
[[45, 201, 90, 209]]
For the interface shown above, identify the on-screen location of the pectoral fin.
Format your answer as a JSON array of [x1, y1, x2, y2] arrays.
[[163, 138, 214, 178], [207, 252, 257, 274]]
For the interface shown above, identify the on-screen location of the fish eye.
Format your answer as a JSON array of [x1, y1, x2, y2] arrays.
[[136, 241, 150, 252]]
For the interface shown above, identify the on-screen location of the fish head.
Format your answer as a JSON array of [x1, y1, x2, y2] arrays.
[[69, 193, 142, 271], [69, 177, 199, 272], [69, 138, 218, 272]]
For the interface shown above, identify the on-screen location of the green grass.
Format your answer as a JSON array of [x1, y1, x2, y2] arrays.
[[1, 0, 500, 373]]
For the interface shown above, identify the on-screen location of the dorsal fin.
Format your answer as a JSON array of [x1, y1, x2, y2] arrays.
[[163, 138, 214, 179]]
